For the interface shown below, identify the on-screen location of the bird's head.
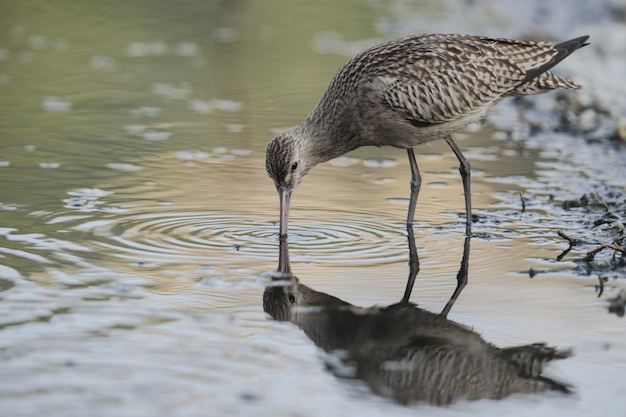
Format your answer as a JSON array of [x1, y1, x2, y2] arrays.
[[263, 275, 350, 324], [265, 127, 309, 193], [265, 126, 311, 238]]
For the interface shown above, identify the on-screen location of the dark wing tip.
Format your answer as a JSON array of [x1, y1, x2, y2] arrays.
[[520, 35, 589, 86], [555, 35, 590, 52]]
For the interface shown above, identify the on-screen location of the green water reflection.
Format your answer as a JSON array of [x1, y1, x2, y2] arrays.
[[0, 0, 428, 280], [0, 0, 407, 210]]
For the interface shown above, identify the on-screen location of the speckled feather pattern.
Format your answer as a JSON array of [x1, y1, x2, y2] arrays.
[[266, 33, 588, 192], [310, 34, 585, 128]]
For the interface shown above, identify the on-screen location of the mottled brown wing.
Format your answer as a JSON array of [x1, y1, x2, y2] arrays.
[[369, 34, 569, 125], [378, 53, 527, 125]]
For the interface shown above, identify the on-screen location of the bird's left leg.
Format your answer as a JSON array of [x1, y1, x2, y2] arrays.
[[401, 148, 422, 304], [406, 147, 422, 226], [443, 135, 472, 237], [401, 222, 420, 304]]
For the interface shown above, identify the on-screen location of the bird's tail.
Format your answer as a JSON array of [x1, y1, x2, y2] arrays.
[[502, 342, 572, 377], [520, 35, 589, 85], [502, 342, 574, 394]]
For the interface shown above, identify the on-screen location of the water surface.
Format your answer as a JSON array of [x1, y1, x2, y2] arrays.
[[1, 1, 625, 416]]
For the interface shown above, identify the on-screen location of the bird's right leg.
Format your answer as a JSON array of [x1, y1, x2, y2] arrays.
[[406, 147, 422, 226], [443, 135, 472, 237], [440, 236, 470, 318]]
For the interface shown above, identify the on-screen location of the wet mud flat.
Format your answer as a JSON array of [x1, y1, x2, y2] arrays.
[[486, 88, 626, 317], [556, 188, 626, 316]]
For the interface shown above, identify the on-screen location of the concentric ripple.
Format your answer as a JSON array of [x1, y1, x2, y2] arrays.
[[283, 215, 408, 266], [77, 210, 409, 268]]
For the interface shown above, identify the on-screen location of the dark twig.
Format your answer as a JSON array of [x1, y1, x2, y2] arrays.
[[556, 247, 571, 262], [556, 230, 576, 261], [595, 276, 606, 298], [557, 230, 576, 245], [608, 289, 626, 317], [583, 243, 626, 262]]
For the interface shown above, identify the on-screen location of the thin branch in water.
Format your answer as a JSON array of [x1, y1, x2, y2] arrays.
[[595, 276, 606, 298], [557, 230, 576, 245], [583, 243, 626, 262], [556, 230, 576, 261]]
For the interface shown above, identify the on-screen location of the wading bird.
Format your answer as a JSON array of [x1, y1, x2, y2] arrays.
[[266, 33, 589, 238]]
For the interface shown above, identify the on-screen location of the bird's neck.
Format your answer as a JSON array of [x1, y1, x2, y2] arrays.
[[299, 118, 360, 168]]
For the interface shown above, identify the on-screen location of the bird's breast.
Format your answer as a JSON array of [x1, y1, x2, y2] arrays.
[[346, 99, 489, 149]]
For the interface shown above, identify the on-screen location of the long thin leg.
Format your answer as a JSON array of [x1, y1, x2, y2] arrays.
[[400, 222, 420, 304], [440, 236, 470, 318], [406, 148, 422, 226], [401, 148, 421, 303], [443, 135, 472, 237]]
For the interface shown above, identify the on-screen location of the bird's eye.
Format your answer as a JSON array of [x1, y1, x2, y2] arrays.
[[288, 294, 296, 304], [290, 162, 298, 172]]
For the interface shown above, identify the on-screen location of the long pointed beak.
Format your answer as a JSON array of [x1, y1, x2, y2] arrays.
[[278, 188, 292, 240], [278, 238, 291, 274]]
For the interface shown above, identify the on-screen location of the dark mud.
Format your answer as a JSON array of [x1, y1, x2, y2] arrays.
[[494, 87, 626, 317], [555, 188, 626, 316]]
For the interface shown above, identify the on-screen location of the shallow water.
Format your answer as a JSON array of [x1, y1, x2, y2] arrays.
[[1, 1, 625, 416]]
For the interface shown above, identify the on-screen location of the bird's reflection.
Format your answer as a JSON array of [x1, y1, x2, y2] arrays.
[[400, 223, 470, 318], [265, 235, 571, 406]]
